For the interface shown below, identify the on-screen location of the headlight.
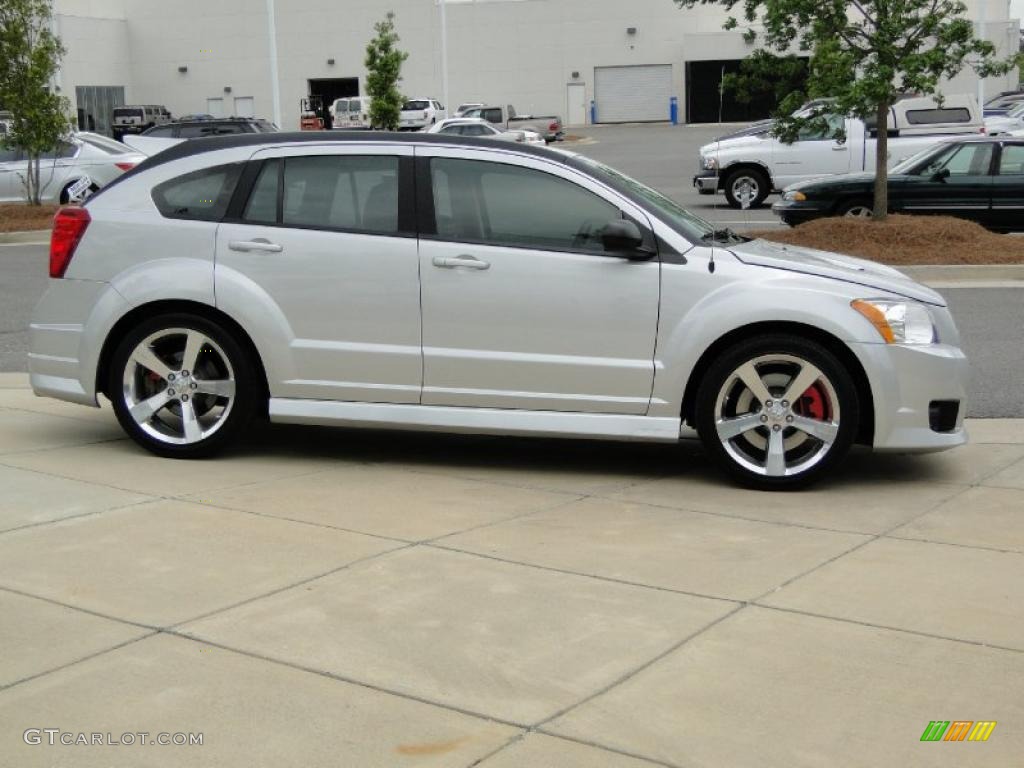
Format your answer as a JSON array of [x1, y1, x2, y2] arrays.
[[851, 299, 936, 344], [702, 156, 718, 170], [783, 190, 807, 202]]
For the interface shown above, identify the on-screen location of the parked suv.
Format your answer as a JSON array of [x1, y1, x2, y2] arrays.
[[112, 105, 171, 140], [141, 117, 278, 138], [399, 99, 446, 130], [30, 132, 968, 488]]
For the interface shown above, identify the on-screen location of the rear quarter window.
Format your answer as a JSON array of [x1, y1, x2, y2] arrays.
[[152, 163, 243, 222]]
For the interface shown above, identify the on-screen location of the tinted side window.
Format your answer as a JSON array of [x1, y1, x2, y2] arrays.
[[282, 155, 399, 234], [906, 108, 972, 125], [941, 143, 994, 175], [998, 144, 1024, 175], [430, 158, 619, 252], [243, 160, 280, 223], [152, 163, 243, 221], [176, 124, 208, 138], [481, 108, 502, 124]]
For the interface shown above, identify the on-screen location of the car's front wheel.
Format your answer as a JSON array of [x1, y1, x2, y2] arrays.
[[695, 335, 859, 489], [108, 314, 259, 458], [723, 167, 770, 209]]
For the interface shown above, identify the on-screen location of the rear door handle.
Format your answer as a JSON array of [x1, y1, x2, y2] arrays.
[[228, 239, 283, 253], [432, 255, 490, 270]]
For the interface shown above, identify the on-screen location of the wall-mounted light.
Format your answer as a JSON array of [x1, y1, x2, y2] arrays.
[[626, 27, 637, 35], [178, 65, 188, 73], [224, 86, 232, 93], [571, 71, 580, 80], [327, 58, 335, 66]]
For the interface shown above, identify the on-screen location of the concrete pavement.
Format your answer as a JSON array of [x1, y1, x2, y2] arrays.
[[0, 373, 1022, 767]]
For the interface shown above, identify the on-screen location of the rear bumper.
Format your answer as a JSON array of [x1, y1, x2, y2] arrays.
[[851, 342, 970, 453], [28, 279, 130, 407]]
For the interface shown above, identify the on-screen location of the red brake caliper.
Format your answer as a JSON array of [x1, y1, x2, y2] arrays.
[[795, 383, 827, 421]]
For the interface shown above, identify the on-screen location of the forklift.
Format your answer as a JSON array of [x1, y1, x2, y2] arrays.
[[299, 95, 325, 131]]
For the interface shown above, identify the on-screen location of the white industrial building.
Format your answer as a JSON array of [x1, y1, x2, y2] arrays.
[[53, 0, 1020, 135]]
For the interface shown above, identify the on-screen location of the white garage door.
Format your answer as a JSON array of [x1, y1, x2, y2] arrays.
[[594, 65, 673, 123]]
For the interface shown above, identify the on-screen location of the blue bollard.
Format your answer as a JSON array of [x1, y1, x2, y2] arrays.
[[670, 96, 678, 125], [590, 100, 597, 125]]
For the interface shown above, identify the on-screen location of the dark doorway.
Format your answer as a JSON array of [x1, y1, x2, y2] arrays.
[[685, 59, 808, 124], [308, 78, 359, 129]]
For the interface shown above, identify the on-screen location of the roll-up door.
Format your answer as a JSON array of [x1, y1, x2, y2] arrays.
[[594, 65, 672, 123]]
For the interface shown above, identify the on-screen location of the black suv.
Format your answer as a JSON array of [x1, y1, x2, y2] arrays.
[[141, 117, 278, 138]]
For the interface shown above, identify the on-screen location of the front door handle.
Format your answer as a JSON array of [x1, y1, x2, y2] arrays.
[[831, 145, 848, 151], [228, 239, 283, 253], [432, 255, 490, 270]]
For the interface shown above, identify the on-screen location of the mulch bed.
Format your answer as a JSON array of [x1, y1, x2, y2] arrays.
[[749, 215, 1024, 265], [0, 203, 59, 234]]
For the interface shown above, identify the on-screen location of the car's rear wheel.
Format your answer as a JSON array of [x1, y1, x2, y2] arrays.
[[723, 167, 771, 209], [838, 199, 873, 218], [695, 335, 859, 489], [108, 314, 258, 458]]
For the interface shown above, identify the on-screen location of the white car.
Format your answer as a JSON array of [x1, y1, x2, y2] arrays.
[[30, 132, 969, 489], [983, 101, 1024, 136], [423, 117, 545, 146], [0, 132, 145, 204], [399, 98, 446, 130]]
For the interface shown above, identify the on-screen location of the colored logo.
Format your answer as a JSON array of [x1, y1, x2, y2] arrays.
[[920, 721, 997, 742]]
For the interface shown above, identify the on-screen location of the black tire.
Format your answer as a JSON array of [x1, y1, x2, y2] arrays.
[[723, 167, 771, 209], [837, 199, 873, 218], [695, 334, 860, 490], [108, 313, 260, 459]]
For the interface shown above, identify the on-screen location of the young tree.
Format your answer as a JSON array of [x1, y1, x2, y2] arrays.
[[364, 12, 408, 131], [0, 0, 72, 205], [677, 0, 1021, 219]]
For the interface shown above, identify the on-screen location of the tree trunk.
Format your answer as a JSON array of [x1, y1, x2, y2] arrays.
[[872, 101, 889, 221]]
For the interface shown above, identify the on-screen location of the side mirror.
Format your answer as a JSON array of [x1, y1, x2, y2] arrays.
[[601, 219, 652, 259], [932, 167, 951, 182]]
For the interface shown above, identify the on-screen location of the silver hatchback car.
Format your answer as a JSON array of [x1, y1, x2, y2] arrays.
[[30, 132, 968, 489]]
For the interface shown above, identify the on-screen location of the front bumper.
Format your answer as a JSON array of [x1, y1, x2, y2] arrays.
[[851, 341, 970, 453], [771, 200, 828, 226], [693, 171, 719, 194]]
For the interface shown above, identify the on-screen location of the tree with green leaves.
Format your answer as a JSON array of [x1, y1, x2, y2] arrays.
[[677, 0, 1022, 219], [0, 0, 72, 205], [364, 12, 408, 131]]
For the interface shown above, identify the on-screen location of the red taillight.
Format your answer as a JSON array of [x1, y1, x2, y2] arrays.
[[50, 206, 90, 278], [115, 161, 136, 171], [549, 121, 558, 132]]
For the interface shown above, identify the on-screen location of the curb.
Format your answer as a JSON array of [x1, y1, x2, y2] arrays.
[[0, 229, 50, 244]]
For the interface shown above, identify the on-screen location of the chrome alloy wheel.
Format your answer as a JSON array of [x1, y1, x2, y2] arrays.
[[843, 205, 873, 218], [713, 354, 841, 478], [121, 328, 237, 446]]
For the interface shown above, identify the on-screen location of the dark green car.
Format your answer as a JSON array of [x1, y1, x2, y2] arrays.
[[772, 137, 1024, 232]]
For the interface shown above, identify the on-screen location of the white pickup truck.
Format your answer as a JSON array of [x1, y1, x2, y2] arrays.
[[693, 95, 983, 208]]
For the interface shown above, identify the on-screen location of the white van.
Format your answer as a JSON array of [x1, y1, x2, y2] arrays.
[[330, 97, 372, 129]]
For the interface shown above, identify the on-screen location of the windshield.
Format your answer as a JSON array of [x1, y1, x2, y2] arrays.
[[403, 100, 429, 111], [890, 143, 951, 174], [572, 155, 719, 242]]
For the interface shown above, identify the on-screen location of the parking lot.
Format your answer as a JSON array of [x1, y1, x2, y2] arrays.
[[2, 121, 1023, 766], [0, 371, 1022, 766]]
